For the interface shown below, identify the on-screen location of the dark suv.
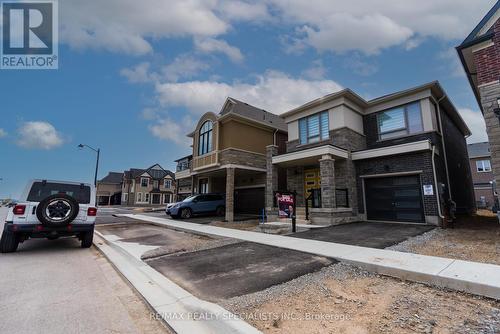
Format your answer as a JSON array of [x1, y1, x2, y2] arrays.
[[166, 193, 225, 219]]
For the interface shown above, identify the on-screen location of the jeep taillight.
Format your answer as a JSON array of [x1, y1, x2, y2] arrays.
[[87, 207, 97, 216], [13, 205, 26, 215]]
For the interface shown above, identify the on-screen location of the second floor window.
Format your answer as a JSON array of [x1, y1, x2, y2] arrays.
[[198, 121, 213, 155], [299, 111, 329, 144], [377, 102, 423, 140], [141, 177, 149, 187], [476, 160, 491, 172], [164, 179, 172, 188], [153, 180, 159, 188]]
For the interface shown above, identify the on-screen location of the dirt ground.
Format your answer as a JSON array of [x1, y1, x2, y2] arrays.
[[392, 214, 500, 265], [209, 220, 259, 230], [235, 265, 500, 334]]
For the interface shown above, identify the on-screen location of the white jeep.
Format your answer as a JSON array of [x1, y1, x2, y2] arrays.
[[0, 180, 97, 253]]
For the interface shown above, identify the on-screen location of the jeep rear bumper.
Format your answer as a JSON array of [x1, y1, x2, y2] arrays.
[[3, 223, 94, 238]]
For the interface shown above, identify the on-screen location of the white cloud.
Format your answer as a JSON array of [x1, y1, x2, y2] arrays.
[[194, 37, 244, 63], [17, 121, 64, 149], [344, 54, 378, 76], [120, 62, 153, 83], [155, 70, 342, 115], [438, 48, 466, 78], [60, 0, 229, 55], [162, 55, 209, 82], [270, 0, 497, 54], [301, 59, 327, 80], [149, 116, 194, 146], [458, 108, 488, 143], [0, 128, 7, 138], [217, 0, 271, 22]]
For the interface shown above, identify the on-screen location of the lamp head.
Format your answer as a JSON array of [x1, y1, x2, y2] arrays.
[[77, 144, 84, 149]]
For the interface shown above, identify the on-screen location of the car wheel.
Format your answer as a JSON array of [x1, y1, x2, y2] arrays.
[[180, 208, 192, 219], [216, 206, 225, 217], [36, 194, 80, 226], [81, 228, 94, 248], [0, 230, 19, 253]]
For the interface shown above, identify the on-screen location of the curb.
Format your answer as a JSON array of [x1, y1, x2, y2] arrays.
[[120, 214, 500, 301], [93, 231, 261, 334]]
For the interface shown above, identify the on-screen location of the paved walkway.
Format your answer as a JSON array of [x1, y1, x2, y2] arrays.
[[121, 214, 500, 300]]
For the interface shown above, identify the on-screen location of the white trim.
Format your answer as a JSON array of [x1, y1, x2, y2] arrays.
[[272, 145, 349, 165], [471, 40, 495, 53], [352, 140, 431, 161], [360, 170, 423, 178], [221, 164, 267, 172], [219, 147, 266, 157], [193, 162, 219, 171]]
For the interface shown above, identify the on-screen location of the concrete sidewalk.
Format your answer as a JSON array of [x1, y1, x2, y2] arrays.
[[121, 214, 500, 300]]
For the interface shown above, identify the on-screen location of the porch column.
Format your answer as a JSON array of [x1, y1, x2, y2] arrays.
[[225, 167, 235, 222], [265, 145, 279, 210], [319, 154, 336, 208]]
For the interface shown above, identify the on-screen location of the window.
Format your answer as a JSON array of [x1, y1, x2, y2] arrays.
[[164, 179, 172, 188], [153, 180, 159, 188], [299, 111, 329, 144], [163, 194, 170, 204], [145, 193, 150, 203], [141, 177, 149, 187], [137, 192, 142, 202], [198, 121, 213, 155], [377, 102, 423, 140], [27, 182, 91, 204], [131, 180, 135, 192], [476, 160, 492, 172], [122, 193, 128, 202], [198, 178, 209, 194]]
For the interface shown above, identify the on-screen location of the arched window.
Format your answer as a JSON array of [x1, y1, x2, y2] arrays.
[[198, 121, 213, 155]]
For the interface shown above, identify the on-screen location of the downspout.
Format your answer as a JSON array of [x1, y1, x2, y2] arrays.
[[433, 95, 453, 201], [273, 129, 278, 146], [431, 145, 445, 219]]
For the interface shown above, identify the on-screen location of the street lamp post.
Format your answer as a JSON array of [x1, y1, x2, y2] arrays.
[[78, 144, 100, 187]]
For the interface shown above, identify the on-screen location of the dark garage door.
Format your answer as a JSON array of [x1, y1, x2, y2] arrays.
[[235, 188, 264, 215], [365, 175, 424, 223]]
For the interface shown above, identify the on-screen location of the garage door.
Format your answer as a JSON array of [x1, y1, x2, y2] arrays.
[[234, 188, 264, 215], [364, 175, 424, 223]]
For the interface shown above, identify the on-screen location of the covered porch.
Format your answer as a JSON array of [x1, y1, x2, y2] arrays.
[[267, 144, 358, 225], [192, 165, 267, 222]]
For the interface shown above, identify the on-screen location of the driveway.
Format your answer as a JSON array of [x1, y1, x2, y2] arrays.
[[146, 241, 334, 301], [292, 221, 434, 249]]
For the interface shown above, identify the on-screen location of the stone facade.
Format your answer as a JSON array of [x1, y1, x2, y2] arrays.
[[478, 82, 500, 197], [319, 156, 336, 208], [265, 145, 279, 219], [219, 148, 267, 169], [225, 168, 235, 222], [286, 166, 305, 206]]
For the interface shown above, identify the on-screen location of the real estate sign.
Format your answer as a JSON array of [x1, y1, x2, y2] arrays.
[[276, 193, 294, 218]]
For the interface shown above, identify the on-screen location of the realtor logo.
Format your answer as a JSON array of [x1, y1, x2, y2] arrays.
[[1, 1, 58, 69]]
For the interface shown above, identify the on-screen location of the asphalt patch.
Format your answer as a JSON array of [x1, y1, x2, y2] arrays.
[[291, 221, 434, 249], [146, 241, 335, 301]]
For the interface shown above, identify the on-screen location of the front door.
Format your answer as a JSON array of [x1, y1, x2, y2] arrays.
[[364, 175, 424, 223], [198, 178, 209, 194], [152, 194, 161, 205], [304, 168, 320, 200]]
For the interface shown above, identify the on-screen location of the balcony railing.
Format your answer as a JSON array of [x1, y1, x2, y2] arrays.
[[192, 151, 218, 170]]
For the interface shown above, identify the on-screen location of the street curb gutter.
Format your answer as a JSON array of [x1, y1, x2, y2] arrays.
[[93, 231, 261, 334], [121, 214, 500, 301]]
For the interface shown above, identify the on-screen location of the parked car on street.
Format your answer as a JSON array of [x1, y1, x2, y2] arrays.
[[0, 180, 97, 253], [166, 193, 225, 219]]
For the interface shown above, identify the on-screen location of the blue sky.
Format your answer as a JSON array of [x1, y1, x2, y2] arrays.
[[0, 0, 496, 198]]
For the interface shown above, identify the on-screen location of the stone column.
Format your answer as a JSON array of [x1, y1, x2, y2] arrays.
[[319, 154, 336, 208], [225, 167, 235, 222], [265, 145, 279, 211]]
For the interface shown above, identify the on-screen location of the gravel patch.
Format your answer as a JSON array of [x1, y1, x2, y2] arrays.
[[385, 228, 441, 253]]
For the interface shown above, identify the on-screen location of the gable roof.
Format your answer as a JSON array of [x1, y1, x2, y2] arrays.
[[220, 97, 287, 132], [124, 164, 175, 180], [99, 172, 123, 184], [467, 142, 491, 158], [456, 1, 500, 110]]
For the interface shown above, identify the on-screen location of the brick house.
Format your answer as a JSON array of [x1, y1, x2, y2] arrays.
[[266, 82, 475, 226], [121, 164, 175, 206], [467, 142, 497, 209], [174, 97, 287, 222], [456, 1, 500, 219]]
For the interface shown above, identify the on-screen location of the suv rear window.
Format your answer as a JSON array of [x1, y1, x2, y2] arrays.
[[27, 182, 91, 204]]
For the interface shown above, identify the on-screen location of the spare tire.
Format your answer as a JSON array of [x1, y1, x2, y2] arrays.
[[36, 193, 80, 226]]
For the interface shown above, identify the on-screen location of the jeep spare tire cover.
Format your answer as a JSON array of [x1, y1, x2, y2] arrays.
[[36, 193, 80, 226]]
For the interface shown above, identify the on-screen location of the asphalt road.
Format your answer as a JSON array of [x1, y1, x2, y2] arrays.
[[0, 207, 169, 334]]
